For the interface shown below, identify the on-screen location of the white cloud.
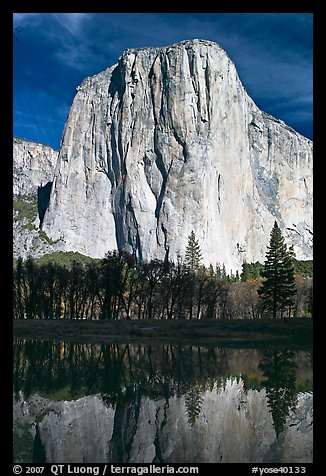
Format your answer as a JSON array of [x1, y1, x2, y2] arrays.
[[14, 13, 99, 73], [51, 13, 93, 38], [14, 12, 92, 31]]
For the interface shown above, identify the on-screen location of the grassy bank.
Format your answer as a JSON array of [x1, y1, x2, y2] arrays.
[[13, 318, 312, 348]]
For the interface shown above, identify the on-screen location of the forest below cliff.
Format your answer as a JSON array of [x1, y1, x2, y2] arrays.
[[13, 250, 312, 321]]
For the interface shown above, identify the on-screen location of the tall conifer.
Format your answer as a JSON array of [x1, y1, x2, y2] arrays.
[[258, 222, 297, 318], [185, 231, 203, 270]]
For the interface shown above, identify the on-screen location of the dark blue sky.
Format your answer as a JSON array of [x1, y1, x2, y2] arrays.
[[13, 13, 313, 150]]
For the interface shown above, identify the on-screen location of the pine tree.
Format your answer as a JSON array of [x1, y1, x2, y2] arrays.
[[241, 262, 251, 282], [185, 384, 203, 426], [185, 231, 202, 270], [258, 222, 297, 318]]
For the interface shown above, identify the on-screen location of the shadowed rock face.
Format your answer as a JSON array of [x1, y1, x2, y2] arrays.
[[35, 39, 311, 271], [13, 379, 313, 464]]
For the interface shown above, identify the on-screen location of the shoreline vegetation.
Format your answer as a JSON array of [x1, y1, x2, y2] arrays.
[[13, 318, 312, 349], [13, 227, 312, 349], [13, 248, 312, 322]]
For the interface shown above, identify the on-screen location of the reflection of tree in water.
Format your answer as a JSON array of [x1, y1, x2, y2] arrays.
[[185, 384, 203, 426], [13, 341, 231, 408], [14, 341, 237, 433], [259, 351, 298, 438], [13, 341, 305, 435]]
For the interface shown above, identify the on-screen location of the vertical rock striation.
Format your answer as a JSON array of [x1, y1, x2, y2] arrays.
[[13, 138, 59, 258], [39, 39, 312, 270], [13, 138, 58, 196]]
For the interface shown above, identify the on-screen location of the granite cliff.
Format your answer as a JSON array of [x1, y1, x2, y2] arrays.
[[13, 138, 59, 258], [16, 40, 313, 270], [13, 137, 58, 196]]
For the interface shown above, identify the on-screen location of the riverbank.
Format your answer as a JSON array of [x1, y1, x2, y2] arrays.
[[13, 318, 312, 348]]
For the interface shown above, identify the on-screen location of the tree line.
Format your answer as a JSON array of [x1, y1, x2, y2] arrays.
[[13, 223, 312, 320]]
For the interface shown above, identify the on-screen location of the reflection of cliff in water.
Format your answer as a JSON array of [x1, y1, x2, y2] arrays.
[[13, 341, 313, 464]]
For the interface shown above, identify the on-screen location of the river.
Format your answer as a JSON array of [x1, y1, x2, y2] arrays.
[[13, 340, 313, 463]]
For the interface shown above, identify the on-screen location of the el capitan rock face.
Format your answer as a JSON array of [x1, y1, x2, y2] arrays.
[[38, 39, 312, 270]]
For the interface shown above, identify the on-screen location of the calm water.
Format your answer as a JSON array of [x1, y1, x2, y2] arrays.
[[13, 340, 313, 464]]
